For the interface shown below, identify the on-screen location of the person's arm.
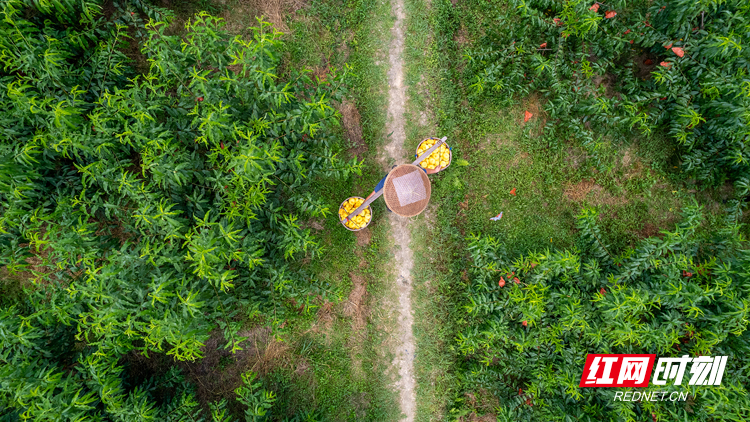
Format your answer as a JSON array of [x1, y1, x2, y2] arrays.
[[366, 174, 388, 201]]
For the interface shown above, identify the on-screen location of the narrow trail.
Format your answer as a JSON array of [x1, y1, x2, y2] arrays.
[[382, 0, 417, 420]]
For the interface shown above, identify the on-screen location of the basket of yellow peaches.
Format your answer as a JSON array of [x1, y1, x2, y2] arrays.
[[416, 138, 451, 172], [339, 196, 372, 231]]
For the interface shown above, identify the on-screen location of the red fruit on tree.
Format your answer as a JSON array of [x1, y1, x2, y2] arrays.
[[540, 42, 547, 48], [553, 18, 562, 25], [671, 47, 685, 57], [519, 388, 523, 395], [513, 277, 520, 284], [600, 287, 606, 295], [589, 4, 600, 12], [665, 42, 673, 49], [660, 61, 671, 69], [604, 10, 617, 18], [522, 320, 528, 327], [499, 277, 506, 287], [624, 29, 631, 35], [197, 97, 204, 102]]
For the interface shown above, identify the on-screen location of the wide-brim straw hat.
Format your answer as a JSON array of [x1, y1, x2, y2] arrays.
[[383, 164, 431, 217]]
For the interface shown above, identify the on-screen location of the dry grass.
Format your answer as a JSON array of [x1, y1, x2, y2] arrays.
[[338, 99, 367, 158], [342, 273, 368, 321], [216, 0, 307, 34], [342, 272, 368, 378], [620, 146, 646, 180], [177, 328, 291, 411], [520, 93, 547, 137], [121, 327, 293, 416], [564, 179, 628, 206]]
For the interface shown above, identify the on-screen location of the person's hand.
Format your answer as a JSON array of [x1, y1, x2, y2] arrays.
[[425, 166, 441, 175]]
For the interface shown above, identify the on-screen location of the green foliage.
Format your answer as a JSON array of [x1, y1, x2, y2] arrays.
[[454, 206, 750, 421], [463, 0, 750, 186], [0, 1, 360, 419]]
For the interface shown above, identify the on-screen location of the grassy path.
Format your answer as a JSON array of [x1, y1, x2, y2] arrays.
[[382, 0, 418, 420]]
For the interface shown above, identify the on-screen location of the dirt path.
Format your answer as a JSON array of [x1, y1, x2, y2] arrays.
[[382, 0, 417, 420]]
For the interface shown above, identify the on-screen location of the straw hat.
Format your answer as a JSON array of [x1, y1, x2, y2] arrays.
[[383, 164, 431, 217]]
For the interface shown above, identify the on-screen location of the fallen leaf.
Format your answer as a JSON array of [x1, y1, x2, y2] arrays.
[[671, 47, 685, 57], [522, 320, 528, 327], [524, 110, 533, 122], [540, 42, 547, 48], [589, 3, 600, 12], [644, 59, 653, 65], [510, 187, 517, 196], [605, 10, 617, 18]]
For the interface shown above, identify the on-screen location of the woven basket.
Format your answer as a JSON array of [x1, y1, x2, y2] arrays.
[[339, 196, 372, 231], [383, 164, 431, 217], [416, 138, 452, 173]]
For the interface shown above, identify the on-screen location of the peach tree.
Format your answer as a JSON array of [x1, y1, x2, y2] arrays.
[[463, 0, 750, 187], [454, 205, 750, 421], [0, 0, 358, 419]]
